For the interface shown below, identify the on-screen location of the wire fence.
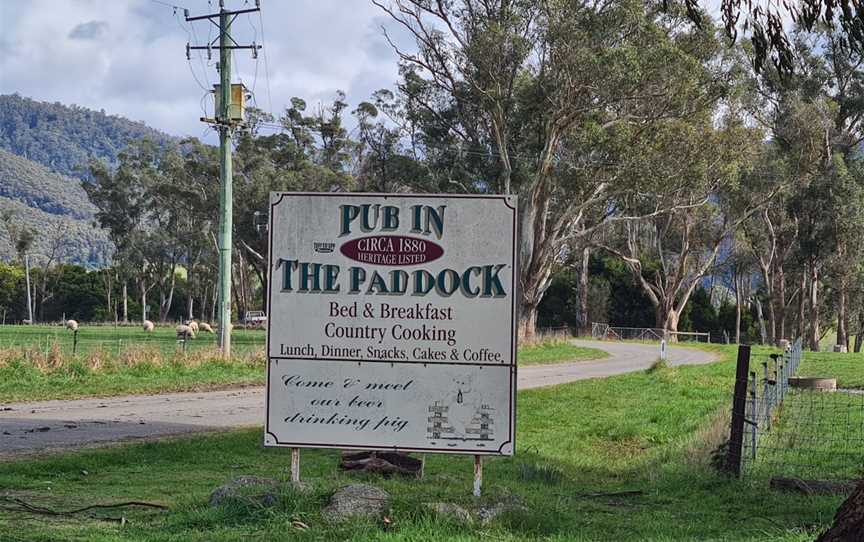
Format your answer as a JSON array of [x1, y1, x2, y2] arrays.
[[590, 323, 710, 343], [0, 324, 266, 358], [732, 338, 864, 481]]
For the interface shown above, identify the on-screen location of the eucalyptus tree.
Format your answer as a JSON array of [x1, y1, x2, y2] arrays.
[[374, 0, 744, 338], [233, 104, 356, 313], [756, 26, 864, 350], [86, 139, 213, 322], [86, 141, 155, 321], [596, 113, 771, 335], [738, 154, 800, 345]]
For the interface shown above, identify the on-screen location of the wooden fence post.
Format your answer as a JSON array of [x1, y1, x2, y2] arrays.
[[726, 344, 751, 476]]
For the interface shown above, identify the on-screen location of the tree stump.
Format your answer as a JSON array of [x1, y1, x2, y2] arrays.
[[339, 451, 423, 478], [816, 479, 864, 542]]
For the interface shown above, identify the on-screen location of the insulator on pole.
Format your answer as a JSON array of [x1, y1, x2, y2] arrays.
[[186, 42, 191, 60]]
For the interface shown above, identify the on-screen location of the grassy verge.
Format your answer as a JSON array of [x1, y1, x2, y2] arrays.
[[0, 332, 605, 403], [0, 346, 843, 541], [517, 342, 607, 366], [0, 354, 264, 403]]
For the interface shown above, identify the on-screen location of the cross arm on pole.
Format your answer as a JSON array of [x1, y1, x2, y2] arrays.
[[185, 7, 260, 22], [189, 45, 261, 51]]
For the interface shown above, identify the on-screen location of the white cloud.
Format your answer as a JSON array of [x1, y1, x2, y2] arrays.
[[0, 0, 409, 140]]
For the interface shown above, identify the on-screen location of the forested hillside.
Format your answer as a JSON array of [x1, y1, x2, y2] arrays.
[[0, 94, 171, 179], [0, 149, 95, 219], [0, 94, 175, 268], [0, 149, 111, 266]]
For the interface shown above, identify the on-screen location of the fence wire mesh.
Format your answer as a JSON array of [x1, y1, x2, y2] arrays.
[[741, 338, 864, 481], [590, 323, 710, 342]]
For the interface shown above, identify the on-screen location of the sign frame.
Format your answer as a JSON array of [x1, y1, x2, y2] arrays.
[[264, 192, 518, 456]]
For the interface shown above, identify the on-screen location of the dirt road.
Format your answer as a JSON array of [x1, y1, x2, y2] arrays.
[[0, 340, 717, 457]]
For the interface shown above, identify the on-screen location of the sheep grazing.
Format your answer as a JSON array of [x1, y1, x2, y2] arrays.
[[176, 324, 196, 340], [199, 322, 214, 334], [185, 320, 200, 333], [143, 320, 155, 332], [65, 319, 79, 332]]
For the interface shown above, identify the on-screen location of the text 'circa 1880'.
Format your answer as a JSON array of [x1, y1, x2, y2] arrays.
[[265, 193, 517, 455]]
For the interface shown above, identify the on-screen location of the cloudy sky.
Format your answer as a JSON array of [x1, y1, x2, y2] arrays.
[[0, 0, 411, 140]]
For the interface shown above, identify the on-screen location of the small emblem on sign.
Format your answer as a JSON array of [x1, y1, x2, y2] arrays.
[[313, 242, 335, 253]]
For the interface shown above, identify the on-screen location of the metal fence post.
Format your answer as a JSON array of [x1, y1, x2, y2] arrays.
[[778, 360, 785, 400], [762, 361, 771, 431], [72, 329, 79, 355], [726, 345, 751, 476], [749, 371, 758, 461]]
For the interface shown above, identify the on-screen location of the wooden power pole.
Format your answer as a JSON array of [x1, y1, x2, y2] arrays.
[[185, 1, 261, 357]]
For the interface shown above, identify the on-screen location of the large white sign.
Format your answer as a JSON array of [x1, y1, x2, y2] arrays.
[[265, 193, 517, 455]]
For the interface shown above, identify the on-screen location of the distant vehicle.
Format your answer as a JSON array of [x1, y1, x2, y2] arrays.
[[243, 310, 267, 328]]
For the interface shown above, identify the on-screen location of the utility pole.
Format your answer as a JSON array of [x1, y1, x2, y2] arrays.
[[185, 1, 261, 358]]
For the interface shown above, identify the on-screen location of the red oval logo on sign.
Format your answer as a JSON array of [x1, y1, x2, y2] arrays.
[[340, 235, 444, 266]]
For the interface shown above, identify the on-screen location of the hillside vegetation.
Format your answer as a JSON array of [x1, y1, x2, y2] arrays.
[[0, 148, 95, 219], [0, 197, 111, 267], [0, 94, 172, 267], [0, 94, 170, 179]]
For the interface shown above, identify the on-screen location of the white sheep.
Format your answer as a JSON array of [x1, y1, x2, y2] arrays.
[[185, 320, 199, 333], [176, 324, 196, 340], [143, 320, 155, 332], [65, 319, 79, 332], [199, 322, 214, 334]]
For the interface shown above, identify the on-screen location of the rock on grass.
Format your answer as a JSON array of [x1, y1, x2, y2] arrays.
[[209, 476, 281, 507], [322, 484, 389, 522]]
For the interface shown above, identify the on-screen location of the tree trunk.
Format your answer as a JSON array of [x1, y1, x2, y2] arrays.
[[766, 290, 776, 345], [516, 181, 555, 342], [809, 264, 820, 352], [159, 268, 177, 322], [656, 306, 680, 339], [755, 298, 767, 345], [122, 281, 128, 323], [777, 267, 786, 343], [815, 479, 864, 542], [187, 267, 194, 321], [141, 280, 148, 322], [24, 254, 33, 323], [837, 283, 847, 350], [518, 301, 538, 342], [735, 274, 743, 345], [579, 245, 590, 335], [210, 285, 217, 323], [798, 273, 806, 341], [757, 259, 776, 345], [104, 272, 113, 323]]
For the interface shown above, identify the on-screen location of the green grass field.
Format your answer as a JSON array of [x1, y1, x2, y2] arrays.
[[795, 350, 864, 388], [0, 345, 844, 541], [0, 326, 607, 403], [516, 342, 607, 366]]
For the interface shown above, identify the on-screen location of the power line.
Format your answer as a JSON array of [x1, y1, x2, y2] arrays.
[[247, 14, 259, 94], [257, 10, 274, 116], [149, 0, 187, 10]]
